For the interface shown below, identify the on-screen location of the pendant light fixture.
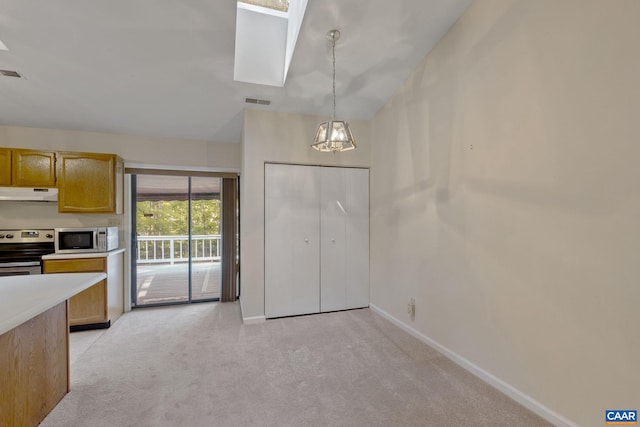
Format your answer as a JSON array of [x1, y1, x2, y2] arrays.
[[312, 29, 356, 152]]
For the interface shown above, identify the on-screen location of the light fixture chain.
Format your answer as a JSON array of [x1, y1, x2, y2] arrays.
[[332, 33, 336, 120], [311, 29, 356, 152]]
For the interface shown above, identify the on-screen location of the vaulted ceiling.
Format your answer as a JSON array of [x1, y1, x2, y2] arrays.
[[0, 0, 471, 143]]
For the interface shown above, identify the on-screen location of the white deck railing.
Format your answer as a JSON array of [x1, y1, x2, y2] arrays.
[[136, 234, 221, 264]]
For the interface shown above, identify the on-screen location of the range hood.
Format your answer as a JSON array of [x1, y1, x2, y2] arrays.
[[0, 187, 59, 202]]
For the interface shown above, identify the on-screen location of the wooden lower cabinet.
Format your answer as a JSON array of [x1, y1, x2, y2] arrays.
[[0, 302, 69, 426], [69, 281, 107, 326], [42, 254, 124, 329]]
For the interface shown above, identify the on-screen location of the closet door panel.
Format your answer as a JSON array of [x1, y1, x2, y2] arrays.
[[320, 167, 347, 312], [265, 164, 320, 318], [345, 168, 370, 309]]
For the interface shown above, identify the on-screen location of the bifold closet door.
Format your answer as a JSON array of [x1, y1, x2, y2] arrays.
[[320, 167, 346, 312], [320, 167, 369, 312], [344, 168, 369, 309], [265, 164, 320, 318]]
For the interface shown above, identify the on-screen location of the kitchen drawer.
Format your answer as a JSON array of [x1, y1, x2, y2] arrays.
[[43, 257, 106, 273]]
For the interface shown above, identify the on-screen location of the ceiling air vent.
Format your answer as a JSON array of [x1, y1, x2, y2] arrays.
[[0, 69, 22, 78], [245, 97, 271, 106]]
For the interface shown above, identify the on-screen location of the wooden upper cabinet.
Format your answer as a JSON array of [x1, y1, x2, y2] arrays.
[[58, 152, 123, 213], [11, 149, 57, 187], [0, 148, 11, 185]]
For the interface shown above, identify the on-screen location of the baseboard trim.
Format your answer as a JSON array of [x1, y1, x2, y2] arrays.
[[242, 316, 266, 325], [69, 320, 111, 332], [239, 297, 266, 325], [368, 304, 578, 427]]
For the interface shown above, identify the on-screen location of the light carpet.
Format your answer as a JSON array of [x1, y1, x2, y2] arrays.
[[41, 303, 552, 427]]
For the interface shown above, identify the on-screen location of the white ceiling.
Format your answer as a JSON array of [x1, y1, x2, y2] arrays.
[[0, 0, 471, 143]]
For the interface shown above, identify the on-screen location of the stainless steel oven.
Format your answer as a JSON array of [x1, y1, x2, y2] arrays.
[[0, 261, 42, 276], [0, 229, 55, 276]]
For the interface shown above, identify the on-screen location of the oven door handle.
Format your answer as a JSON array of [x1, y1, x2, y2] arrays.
[[0, 261, 41, 268]]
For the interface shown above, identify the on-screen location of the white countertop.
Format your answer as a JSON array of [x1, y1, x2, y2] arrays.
[[42, 248, 125, 260], [0, 272, 107, 336]]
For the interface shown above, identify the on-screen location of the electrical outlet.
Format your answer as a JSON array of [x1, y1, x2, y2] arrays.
[[407, 298, 415, 317]]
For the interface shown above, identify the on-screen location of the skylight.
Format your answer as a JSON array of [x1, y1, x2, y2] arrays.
[[240, 0, 289, 12], [234, 0, 308, 87]]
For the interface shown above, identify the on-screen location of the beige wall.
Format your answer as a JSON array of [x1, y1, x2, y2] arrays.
[[3, 2, 637, 422], [240, 109, 371, 320], [370, 1, 639, 426], [0, 125, 240, 228], [0, 125, 240, 170]]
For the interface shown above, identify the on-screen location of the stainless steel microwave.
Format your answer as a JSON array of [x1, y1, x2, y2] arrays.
[[54, 227, 119, 254]]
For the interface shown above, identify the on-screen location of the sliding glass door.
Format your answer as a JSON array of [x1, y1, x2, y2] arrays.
[[131, 173, 224, 307], [190, 176, 222, 301]]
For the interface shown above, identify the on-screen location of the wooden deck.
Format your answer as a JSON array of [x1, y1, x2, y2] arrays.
[[135, 261, 221, 305]]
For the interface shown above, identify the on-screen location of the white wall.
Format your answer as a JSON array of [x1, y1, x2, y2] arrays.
[[370, 1, 639, 426], [240, 109, 370, 320], [0, 125, 240, 228]]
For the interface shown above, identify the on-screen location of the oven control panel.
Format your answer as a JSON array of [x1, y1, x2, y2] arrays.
[[0, 229, 55, 243]]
